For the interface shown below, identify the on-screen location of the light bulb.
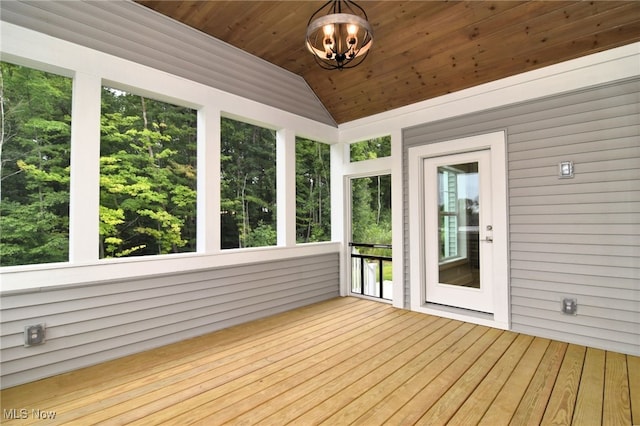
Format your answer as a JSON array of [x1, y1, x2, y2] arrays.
[[323, 24, 335, 36], [347, 24, 358, 35]]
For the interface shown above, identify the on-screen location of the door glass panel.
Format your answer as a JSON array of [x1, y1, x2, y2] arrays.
[[437, 162, 480, 288]]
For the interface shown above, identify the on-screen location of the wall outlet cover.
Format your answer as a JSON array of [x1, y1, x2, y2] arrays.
[[24, 324, 46, 346], [562, 298, 578, 315]]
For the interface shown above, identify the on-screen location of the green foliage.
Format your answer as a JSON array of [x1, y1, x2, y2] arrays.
[[220, 117, 276, 249], [296, 137, 330, 243], [350, 136, 391, 162], [244, 221, 277, 248], [0, 62, 72, 266], [99, 87, 197, 258], [351, 174, 392, 258]]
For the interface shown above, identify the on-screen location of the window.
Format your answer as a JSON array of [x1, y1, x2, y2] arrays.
[[296, 137, 330, 243], [0, 62, 72, 266], [438, 163, 478, 262], [438, 167, 459, 260], [220, 117, 276, 249], [350, 135, 391, 162], [100, 87, 197, 258]]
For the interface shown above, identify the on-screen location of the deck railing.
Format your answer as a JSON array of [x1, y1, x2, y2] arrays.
[[349, 242, 392, 300]]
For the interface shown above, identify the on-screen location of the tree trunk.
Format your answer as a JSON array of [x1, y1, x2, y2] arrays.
[[241, 174, 248, 247], [140, 96, 154, 159], [0, 74, 5, 200]]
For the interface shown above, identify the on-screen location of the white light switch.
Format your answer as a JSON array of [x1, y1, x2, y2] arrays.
[[559, 161, 574, 178]]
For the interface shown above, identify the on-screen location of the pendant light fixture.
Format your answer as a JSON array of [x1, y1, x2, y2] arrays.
[[305, 0, 374, 70]]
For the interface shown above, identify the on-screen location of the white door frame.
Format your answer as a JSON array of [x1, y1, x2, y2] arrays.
[[408, 131, 510, 329]]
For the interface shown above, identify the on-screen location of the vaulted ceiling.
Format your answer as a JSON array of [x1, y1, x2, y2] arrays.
[[137, 1, 640, 124]]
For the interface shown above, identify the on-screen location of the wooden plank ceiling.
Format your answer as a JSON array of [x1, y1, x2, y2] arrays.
[[137, 1, 640, 124]]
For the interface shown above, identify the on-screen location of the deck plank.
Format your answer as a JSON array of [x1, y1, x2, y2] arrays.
[[320, 322, 480, 425], [572, 347, 606, 425], [444, 333, 535, 425], [541, 344, 586, 425], [351, 327, 503, 426], [628, 355, 640, 425], [223, 314, 448, 426], [603, 352, 631, 425], [510, 340, 568, 425], [209, 313, 435, 425], [0, 297, 635, 426], [479, 337, 551, 425], [257, 318, 461, 425], [88, 301, 401, 425], [170, 311, 432, 425], [407, 331, 519, 425]]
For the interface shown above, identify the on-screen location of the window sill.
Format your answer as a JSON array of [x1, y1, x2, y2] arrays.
[[0, 242, 341, 294]]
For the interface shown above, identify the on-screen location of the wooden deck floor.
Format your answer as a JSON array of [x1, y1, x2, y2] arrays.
[[1, 297, 639, 425]]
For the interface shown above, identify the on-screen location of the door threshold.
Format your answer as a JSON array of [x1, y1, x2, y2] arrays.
[[413, 302, 509, 330], [350, 293, 393, 304]]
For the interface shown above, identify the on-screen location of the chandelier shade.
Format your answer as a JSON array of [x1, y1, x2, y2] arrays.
[[305, 0, 373, 70]]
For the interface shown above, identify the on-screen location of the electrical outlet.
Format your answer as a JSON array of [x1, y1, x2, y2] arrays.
[[562, 298, 577, 315], [24, 324, 46, 346]]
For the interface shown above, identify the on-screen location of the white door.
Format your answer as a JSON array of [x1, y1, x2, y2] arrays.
[[409, 131, 508, 328], [424, 149, 493, 313]]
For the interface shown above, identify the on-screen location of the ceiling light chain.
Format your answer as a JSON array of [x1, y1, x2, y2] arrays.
[[306, 0, 373, 70]]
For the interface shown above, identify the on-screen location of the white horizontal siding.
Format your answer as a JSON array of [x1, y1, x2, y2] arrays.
[[403, 77, 640, 355], [508, 78, 640, 355], [510, 201, 640, 215], [511, 241, 638, 257], [0, 253, 340, 389]]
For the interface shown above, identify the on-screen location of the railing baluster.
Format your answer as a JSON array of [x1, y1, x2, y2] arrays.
[[379, 258, 383, 298], [349, 242, 392, 301], [360, 256, 365, 295]]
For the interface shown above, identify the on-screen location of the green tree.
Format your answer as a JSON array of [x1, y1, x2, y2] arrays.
[[220, 117, 276, 249], [296, 137, 330, 243], [350, 174, 392, 258], [99, 88, 197, 258], [0, 62, 72, 266], [350, 136, 391, 162], [349, 136, 392, 256]]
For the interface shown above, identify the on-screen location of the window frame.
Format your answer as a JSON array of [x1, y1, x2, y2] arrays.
[[437, 166, 469, 264]]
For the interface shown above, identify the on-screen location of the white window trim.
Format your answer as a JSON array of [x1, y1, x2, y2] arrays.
[[339, 139, 393, 301]]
